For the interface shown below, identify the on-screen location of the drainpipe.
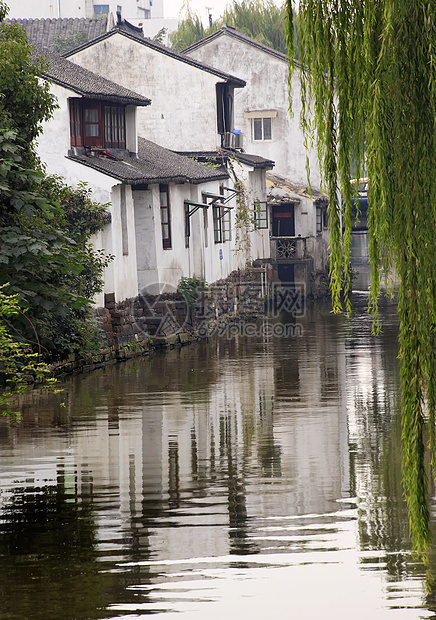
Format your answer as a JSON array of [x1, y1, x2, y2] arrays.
[[58, 0, 61, 17]]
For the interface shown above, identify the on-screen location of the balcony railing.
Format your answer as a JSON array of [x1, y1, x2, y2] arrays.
[[270, 236, 309, 261]]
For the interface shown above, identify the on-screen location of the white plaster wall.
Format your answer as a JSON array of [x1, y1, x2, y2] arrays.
[[109, 184, 140, 301], [294, 195, 315, 238], [125, 105, 138, 153], [36, 83, 138, 304], [68, 33, 224, 151], [185, 36, 322, 192], [133, 176, 267, 294], [247, 168, 270, 262]]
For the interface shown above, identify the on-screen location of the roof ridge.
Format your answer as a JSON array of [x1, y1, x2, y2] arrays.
[[183, 25, 290, 64]]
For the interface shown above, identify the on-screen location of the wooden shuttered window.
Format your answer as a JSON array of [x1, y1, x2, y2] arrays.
[[69, 99, 82, 146], [69, 99, 126, 149]]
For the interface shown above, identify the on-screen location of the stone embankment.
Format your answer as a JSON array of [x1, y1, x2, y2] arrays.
[[51, 266, 272, 377]]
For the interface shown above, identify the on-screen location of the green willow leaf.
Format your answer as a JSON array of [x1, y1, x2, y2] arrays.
[[286, 0, 436, 554]]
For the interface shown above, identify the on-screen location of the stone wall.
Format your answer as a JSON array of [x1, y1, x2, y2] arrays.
[[48, 262, 329, 377], [98, 265, 273, 353]]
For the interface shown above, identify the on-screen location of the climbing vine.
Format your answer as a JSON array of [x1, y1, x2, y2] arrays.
[[227, 155, 258, 260], [286, 0, 436, 555]]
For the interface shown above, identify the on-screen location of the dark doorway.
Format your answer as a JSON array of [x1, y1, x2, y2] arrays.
[[272, 203, 295, 236], [278, 263, 295, 285]]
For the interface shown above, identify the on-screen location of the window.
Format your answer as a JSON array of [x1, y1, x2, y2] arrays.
[[104, 105, 126, 149], [244, 110, 277, 142], [69, 99, 126, 149], [316, 207, 322, 233], [222, 208, 231, 241], [69, 99, 81, 146], [252, 117, 272, 141], [160, 184, 172, 249], [218, 186, 231, 242], [94, 4, 109, 14], [316, 206, 328, 233], [203, 208, 208, 248], [254, 200, 268, 229], [84, 105, 100, 141], [216, 83, 234, 135], [272, 203, 295, 237], [185, 203, 190, 248], [213, 205, 222, 244]]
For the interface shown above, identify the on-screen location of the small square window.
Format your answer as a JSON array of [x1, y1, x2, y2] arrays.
[[251, 117, 273, 142]]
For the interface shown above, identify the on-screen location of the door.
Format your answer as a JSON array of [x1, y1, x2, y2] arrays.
[[272, 203, 295, 236]]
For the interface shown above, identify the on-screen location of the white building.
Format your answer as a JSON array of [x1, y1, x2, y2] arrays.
[[183, 25, 322, 193], [6, 0, 163, 20], [35, 45, 273, 303], [63, 23, 247, 153], [183, 26, 330, 292]]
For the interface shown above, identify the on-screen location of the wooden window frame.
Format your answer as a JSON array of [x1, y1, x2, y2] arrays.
[[254, 200, 268, 229], [213, 205, 223, 244], [160, 184, 172, 250], [185, 203, 190, 248], [69, 99, 126, 150]]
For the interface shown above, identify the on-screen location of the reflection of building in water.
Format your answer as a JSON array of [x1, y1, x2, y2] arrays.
[[0, 311, 351, 562], [345, 307, 413, 565], [255, 304, 350, 517]]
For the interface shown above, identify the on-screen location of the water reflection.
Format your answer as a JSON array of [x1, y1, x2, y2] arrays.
[[0, 298, 435, 619]]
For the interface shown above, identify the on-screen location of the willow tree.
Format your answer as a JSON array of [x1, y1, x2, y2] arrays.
[[285, 0, 436, 554], [171, 0, 299, 56]]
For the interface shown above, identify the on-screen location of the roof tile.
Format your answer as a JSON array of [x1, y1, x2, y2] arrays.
[[68, 137, 229, 185], [32, 44, 151, 106]]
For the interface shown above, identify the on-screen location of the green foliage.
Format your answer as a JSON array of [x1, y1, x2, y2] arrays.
[[52, 31, 88, 55], [0, 1, 57, 159], [152, 27, 168, 44], [0, 122, 110, 359], [0, 286, 56, 417], [177, 277, 208, 308], [221, 0, 288, 53], [289, 0, 436, 555], [0, 2, 112, 414], [228, 156, 257, 258], [169, 7, 207, 51], [170, 0, 299, 56], [0, 6, 111, 361]]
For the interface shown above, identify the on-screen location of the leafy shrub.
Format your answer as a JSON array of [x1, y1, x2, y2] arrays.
[[177, 277, 208, 308]]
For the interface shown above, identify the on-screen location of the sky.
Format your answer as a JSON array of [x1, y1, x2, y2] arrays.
[[163, 0, 287, 25]]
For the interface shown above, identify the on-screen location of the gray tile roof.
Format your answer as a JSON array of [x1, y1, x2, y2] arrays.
[[7, 16, 108, 52], [64, 27, 246, 88], [176, 150, 275, 170], [67, 137, 229, 185], [183, 26, 290, 64], [32, 44, 151, 106]]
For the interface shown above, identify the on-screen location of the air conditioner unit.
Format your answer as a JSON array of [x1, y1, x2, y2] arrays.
[[233, 131, 243, 149], [223, 131, 243, 149], [223, 132, 232, 148]]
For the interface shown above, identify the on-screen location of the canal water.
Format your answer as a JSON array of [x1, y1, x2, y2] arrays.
[[1, 296, 436, 620]]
